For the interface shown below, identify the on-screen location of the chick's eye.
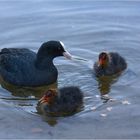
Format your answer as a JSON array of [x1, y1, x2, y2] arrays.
[[45, 91, 53, 97], [46, 93, 52, 97], [47, 94, 52, 97], [102, 55, 107, 60]]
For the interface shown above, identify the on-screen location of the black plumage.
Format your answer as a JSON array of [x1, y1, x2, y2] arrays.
[[37, 86, 84, 117], [94, 52, 127, 77], [0, 41, 70, 86]]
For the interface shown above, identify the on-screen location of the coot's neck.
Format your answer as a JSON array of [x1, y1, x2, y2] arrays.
[[35, 56, 55, 70]]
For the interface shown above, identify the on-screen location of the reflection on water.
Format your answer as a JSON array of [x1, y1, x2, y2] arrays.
[[0, 50, 137, 127], [0, 75, 57, 99], [0, 68, 84, 126], [0, 75, 59, 125], [0, 0, 140, 137], [97, 73, 121, 96], [36, 105, 58, 126], [44, 116, 58, 126], [36, 104, 84, 126]]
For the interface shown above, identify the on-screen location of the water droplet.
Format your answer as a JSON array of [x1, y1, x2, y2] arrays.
[[106, 107, 113, 111], [100, 113, 107, 117], [122, 100, 131, 105]]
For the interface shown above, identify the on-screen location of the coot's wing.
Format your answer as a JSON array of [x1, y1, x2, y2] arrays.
[[0, 48, 36, 84]]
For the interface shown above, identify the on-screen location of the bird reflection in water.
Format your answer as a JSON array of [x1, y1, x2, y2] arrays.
[[36, 105, 83, 126], [0, 77, 84, 126], [0, 76, 60, 126], [36, 107, 58, 126], [0, 75, 57, 99], [96, 73, 122, 102], [36, 107, 78, 126]]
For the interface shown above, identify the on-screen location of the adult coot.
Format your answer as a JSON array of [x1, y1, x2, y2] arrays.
[[37, 86, 84, 117], [0, 41, 72, 87], [94, 52, 127, 77]]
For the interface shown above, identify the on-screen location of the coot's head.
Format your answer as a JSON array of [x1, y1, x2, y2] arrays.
[[39, 89, 57, 105], [37, 41, 72, 60], [98, 52, 109, 68]]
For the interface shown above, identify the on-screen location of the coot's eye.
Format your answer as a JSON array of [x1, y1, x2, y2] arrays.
[[58, 46, 61, 50]]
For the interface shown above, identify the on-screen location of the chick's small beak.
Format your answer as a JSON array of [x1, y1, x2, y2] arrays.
[[98, 59, 104, 67], [39, 95, 48, 104], [63, 51, 72, 60]]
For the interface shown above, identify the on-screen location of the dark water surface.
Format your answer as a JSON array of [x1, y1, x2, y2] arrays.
[[0, 0, 140, 139]]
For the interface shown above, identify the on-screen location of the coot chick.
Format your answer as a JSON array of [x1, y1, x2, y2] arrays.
[[0, 41, 72, 87], [94, 52, 127, 77], [37, 86, 84, 117]]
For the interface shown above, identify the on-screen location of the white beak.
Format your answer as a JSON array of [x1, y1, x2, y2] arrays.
[[63, 51, 72, 60]]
